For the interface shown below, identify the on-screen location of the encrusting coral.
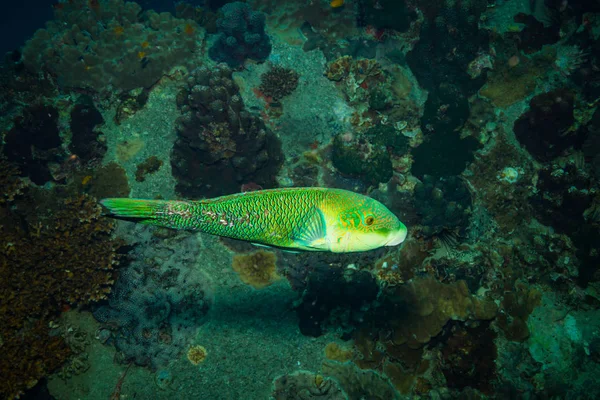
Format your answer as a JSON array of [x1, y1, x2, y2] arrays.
[[377, 278, 497, 348], [231, 250, 281, 289]]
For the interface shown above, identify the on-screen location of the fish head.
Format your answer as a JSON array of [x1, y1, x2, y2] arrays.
[[330, 195, 407, 252]]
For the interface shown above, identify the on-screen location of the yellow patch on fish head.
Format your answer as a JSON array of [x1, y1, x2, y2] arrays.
[[330, 197, 407, 252]]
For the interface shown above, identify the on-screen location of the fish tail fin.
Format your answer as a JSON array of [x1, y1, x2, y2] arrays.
[[100, 198, 193, 229]]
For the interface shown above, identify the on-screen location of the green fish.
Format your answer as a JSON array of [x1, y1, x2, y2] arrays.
[[101, 187, 407, 253]]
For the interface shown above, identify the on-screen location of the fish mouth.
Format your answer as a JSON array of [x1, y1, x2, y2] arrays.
[[385, 225, 407, 247]]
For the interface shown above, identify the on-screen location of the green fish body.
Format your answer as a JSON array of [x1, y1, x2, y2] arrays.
[[101, 187, 407, 253]]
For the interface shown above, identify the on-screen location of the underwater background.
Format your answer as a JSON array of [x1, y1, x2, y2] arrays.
[[1, 0, 600, 399]]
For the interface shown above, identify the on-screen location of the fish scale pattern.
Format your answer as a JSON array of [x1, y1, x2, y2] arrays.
[[186, 188, 328, 247]]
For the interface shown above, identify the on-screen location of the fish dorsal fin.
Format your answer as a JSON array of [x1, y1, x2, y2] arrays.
[[291, 208, 328, 250]]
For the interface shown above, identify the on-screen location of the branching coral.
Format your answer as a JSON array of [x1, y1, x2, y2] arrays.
[[208, 2, 271, 67], [171, 64, 283, 198], [258, 66, 300, 102], [0, 191, 121, 398], [22, 0, 201, 94], [231, 250, 281, 289]]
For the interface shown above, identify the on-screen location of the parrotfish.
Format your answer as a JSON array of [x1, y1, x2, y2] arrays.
[[101, 187, 407, 253]]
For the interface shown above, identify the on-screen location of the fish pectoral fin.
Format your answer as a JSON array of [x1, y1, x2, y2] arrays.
[[252, 242, 301, 253], [251, 242, 273, 249], [291, 208, 329, 250]]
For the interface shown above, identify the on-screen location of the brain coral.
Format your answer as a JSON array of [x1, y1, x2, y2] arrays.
[[22, 0, 202, 94]]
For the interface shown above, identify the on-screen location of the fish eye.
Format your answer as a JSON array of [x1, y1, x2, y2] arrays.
[[365, 216, 375, 226]]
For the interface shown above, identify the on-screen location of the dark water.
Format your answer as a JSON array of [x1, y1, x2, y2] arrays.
[[1, 0, 600, 399]]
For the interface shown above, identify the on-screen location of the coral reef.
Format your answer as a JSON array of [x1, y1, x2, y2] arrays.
[[411, 128, 480, 179], [258, 66, 300, 103], [440, 322, 497, 394], [271, 370, 346, 400], [0, 157, 26, 203], [583, 108, 600, 179], [529, 163, 593, 237], [407, 0, 489, 135], [513, 89, 584, 162], [0, 52, 57, 115], [22, 0, 201, 94], [465, 130, 535, 231], [231, 250, 281, 289], [413, 175, 472, 238], [69, 102, 107, 164], [77, 161, 131, 199], [331, 133, 393, 186], [208, 2, 271, 67], [324, 56, 392, 111], [93, 228, 211, 370], [114, 88, 150, 125], [171, 64, 283, 198], [295, 265, 379, 337], [358, 0, 416, 32], [2, 104, 63, 185]]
